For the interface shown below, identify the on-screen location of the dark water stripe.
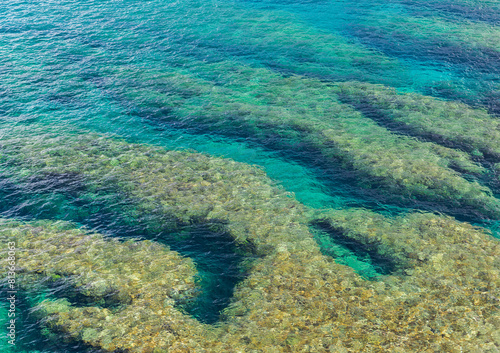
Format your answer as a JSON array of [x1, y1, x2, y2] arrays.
[[310, 222, 398, 279], [234, 0, 500, 116], [421, 79, 500, 118], [336, 97, 500, 212], [336, 94, 500, 164], [333, 95, 500, 215], [349, 25, 500, 75], [0, 174, 246, 324], [0, 174, 138, 237], [0, 288, 98, 353], [154, 225, 249, 324], [399, 0, 500, 25], [130, 104, 497, 222], [94, 84, 405, 215], [4, 49, 496, 222]]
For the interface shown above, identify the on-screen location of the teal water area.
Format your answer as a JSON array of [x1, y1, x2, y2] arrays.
[[1, 0, 499, 351], [241, 0, 500, 113]]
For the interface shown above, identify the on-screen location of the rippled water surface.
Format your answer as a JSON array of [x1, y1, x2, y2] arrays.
[[1, 0, 499, 352]]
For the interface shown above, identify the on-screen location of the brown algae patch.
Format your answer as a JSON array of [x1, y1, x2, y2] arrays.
[[2, 212, 499, 352], [0, 134, 498, 352], [0, 219, 202, 351]]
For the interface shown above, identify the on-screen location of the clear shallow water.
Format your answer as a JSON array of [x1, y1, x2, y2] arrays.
[[1, 0, 499, 351]]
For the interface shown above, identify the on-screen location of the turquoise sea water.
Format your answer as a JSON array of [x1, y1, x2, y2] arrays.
[[1, 0, 499, 351]]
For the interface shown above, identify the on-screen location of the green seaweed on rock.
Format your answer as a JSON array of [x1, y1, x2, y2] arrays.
[[0, 132, 309, 253], [0, 134, 498, 352], [364, 13, 500, 56], [347, 6, 500, 74], [0, 219, 204, 352], [3, 0, 500, 219], [2, 207, 499, 351], [334, 81, 500, 162], [100, 62, 500, 218], [397, 0, 500, 24]]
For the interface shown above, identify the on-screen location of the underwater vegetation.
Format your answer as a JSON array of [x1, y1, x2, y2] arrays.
[[349, 11, 500, 71], [0, 132, 309, 252], [1, 0, 500, 351], [0, 219, 203, 351], [4, 0, 500, 221], [333, 81, 500, 161], [279, 0, 500, 115], [1, 134, 499, 352], [96, 61, 500, 219]]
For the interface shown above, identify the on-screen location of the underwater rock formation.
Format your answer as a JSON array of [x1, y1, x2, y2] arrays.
[[0, 133, 309, 252], [1, 135, 498, 352], [0, 219, 202, 351], [334, 81, 500, 161], [89, 63, 500, 218], [397, 0, 500, 24], [4, 0, 500, 219]]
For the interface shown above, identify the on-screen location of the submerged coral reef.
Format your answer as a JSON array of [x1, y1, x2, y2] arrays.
[[1, 134, 498, 352]]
